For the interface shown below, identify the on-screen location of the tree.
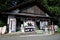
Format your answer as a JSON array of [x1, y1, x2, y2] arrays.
[[0, 0, 30, 11]]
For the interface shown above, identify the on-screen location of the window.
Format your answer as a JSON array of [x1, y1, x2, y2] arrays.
[[40, 21, 48, 29]]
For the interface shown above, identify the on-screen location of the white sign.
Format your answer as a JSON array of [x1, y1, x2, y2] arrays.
[[8, 16, 16, 33], [40, 21, 48, 29]]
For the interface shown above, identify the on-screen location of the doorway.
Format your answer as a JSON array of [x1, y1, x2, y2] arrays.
[[16, 18, 23, 32], [36, 21, 40, 30]]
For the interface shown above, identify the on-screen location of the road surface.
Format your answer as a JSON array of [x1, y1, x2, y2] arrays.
[[0, 34, 60, 40]]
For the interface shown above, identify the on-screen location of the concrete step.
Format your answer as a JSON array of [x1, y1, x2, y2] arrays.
[[0, 32, 36, 36]]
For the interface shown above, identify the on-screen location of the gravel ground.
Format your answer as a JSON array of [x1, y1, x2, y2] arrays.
[[0, 33, 60, 40]]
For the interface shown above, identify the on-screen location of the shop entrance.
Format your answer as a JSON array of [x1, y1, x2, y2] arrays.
[[36, 22, 40, 30], [16, 18, 23, 32]]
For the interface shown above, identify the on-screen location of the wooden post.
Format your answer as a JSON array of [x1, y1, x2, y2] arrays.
[[51, 22, 54, 34]]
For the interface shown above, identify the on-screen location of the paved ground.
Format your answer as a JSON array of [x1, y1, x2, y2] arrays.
[[0, 33, 60, 40]]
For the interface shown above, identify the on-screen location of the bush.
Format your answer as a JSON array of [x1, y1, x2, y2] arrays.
[[0, 20, 5, 27], [57, 28, 60, 33]]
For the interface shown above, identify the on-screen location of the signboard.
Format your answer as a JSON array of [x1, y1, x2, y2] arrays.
[[24, 20, 35, 28], [11, 19, 16, 32], [40, 21, 48, 29], [23, 20, 35, 32], [8, 16, 16, 33]]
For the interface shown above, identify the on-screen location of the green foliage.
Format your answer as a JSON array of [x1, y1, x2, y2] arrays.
[[48, 0, 60, 6], [40, 0, 60, 13], [0, 20, 5, 27], [57, 28, 60, 33], [57, 19, 60, 27], [0, 0, 30, 10], [0, 0, 11, 10]]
